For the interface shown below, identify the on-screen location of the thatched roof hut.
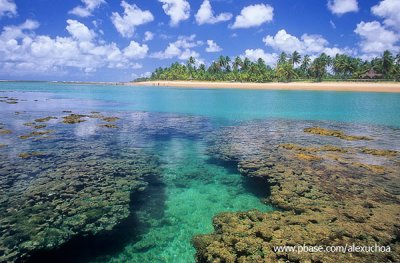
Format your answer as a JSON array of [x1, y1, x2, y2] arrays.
[[361, 69, 383, 79]]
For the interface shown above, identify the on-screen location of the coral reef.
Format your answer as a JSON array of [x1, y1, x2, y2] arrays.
[[34, 125, 47, 129], [194, 121, 400, 263], [18, 152, 47, 159], [101, 117, 120, 123], [361, 148, 398, 157], [0, 111, 211, 262], [34, 117, 57, 123], [0, 129, 12, 135], [0, 140, 161, 262], [62, 114, 87, 124], [99, 124, 118, 129], [19, 130, 54, 140], [304, 127, 372, 141], [0, 97, 18, 104]]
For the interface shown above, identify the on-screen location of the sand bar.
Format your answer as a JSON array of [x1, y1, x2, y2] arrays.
[[132, 81, 400, 93]]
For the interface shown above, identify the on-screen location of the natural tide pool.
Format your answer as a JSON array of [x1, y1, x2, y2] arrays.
[[0, 82, 399, 262]]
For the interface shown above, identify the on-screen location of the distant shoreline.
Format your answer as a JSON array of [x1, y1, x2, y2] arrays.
[[132, 80, 400, 93]]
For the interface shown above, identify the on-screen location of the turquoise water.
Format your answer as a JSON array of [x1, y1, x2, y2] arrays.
[[106, 138, 271, 262], [0, 82, 399, 262], [1, 82, 400, 127]]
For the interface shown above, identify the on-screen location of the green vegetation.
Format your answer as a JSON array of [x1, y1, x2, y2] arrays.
[[138, 50, 400, 83]]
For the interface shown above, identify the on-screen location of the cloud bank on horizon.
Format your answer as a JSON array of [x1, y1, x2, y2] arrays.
[[0, 0, 399, 81]]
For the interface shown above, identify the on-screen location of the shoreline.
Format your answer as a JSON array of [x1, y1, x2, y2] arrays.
[[131, 80, 400, 93]]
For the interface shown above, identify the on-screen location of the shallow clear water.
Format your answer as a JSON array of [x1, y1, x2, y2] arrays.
[[0, 82, 399, 262], [1, 82, 400, 127], [106, 138, 271, 263]]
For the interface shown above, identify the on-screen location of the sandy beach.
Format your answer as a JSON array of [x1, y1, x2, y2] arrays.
[[132, 81, 400, 93]]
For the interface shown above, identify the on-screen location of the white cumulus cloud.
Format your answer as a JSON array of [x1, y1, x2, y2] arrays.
[[144, 31, 154, 42], [0, 0, 16, 18], [354, 21, 399, 55], [159, 0, 190, 27], [371, 0, 400, 31], [205, 40, 222, 52], [151, 35, 202, 60], [69, 0, 105, 17], [111, 1, 154, 38], [66, 19, 96, 42], [327, 0, 358, 15], [263, 29, 349, 57], [0, 19, 149, 76], [231, 4, 273, 29], [242, 49, 278, 66], [195, 0, 232, 25]]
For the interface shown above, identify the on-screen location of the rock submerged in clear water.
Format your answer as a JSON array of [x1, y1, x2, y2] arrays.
[[0, 142, 161, 262], [194, 121, 400, 263], [0, 111, 211, 262]]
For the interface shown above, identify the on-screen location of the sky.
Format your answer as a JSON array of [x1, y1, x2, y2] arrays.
[[0, 0, 399, 82]]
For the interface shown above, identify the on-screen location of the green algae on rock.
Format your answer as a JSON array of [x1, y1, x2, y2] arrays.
[[19, 130, 54, 140], [99, 124, 118, 129], [304, 127, 372, 141], [34, 116, 57, 123], [0, 143, 161, 262], [62, 114, 87, 124], [18, 152, 47, 159], [0, 129, 12, 135], [101, 117, 120, 123], [33, 125, 47, 129], [361, 147, 398, 157], [194, 121, 400, 263]]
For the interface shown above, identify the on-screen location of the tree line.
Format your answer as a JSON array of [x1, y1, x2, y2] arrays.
[[137, 50, 400, 82]]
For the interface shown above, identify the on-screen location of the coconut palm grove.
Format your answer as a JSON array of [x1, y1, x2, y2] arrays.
[[139, 50, 400, 82]]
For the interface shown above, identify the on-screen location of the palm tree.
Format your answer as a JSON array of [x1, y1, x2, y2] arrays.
[[276, 62, 297, 82], [242, 58, 251, 71], [395, 53, 400, 65], [310, 53, 331, 81], [217, 56, 227, 71], [233, 56, 243, 72], [278, 52, 287, 65], [300, 55, 311, 77], [290, 51, 301, 67], [225, 56, 231, 72], [257, 58, 266, 70], [186, 56, 196, 78], [382, 50, 394, 78]]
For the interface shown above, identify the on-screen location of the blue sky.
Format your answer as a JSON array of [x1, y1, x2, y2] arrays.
[[0, 0, 399, 81]]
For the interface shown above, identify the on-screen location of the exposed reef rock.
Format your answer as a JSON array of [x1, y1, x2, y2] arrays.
[[194, 121, 400, 263], [99, 124, 118, 129], [18, 151, 47, 159], [19, 130, 54, 140], [101, 117, 120, 123], [62, 114, 87, 124], [361, 147, 398, 157], [34, 117, 57, 123], [304, 127, 372, 141], [0, 97, 19, 104]]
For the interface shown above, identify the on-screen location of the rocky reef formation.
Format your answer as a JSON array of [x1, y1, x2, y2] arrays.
[[0, 140, 161, 262], [0, 110, 212, 262], [193, 121, 400, 262], [304, 127, 372, 141]]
